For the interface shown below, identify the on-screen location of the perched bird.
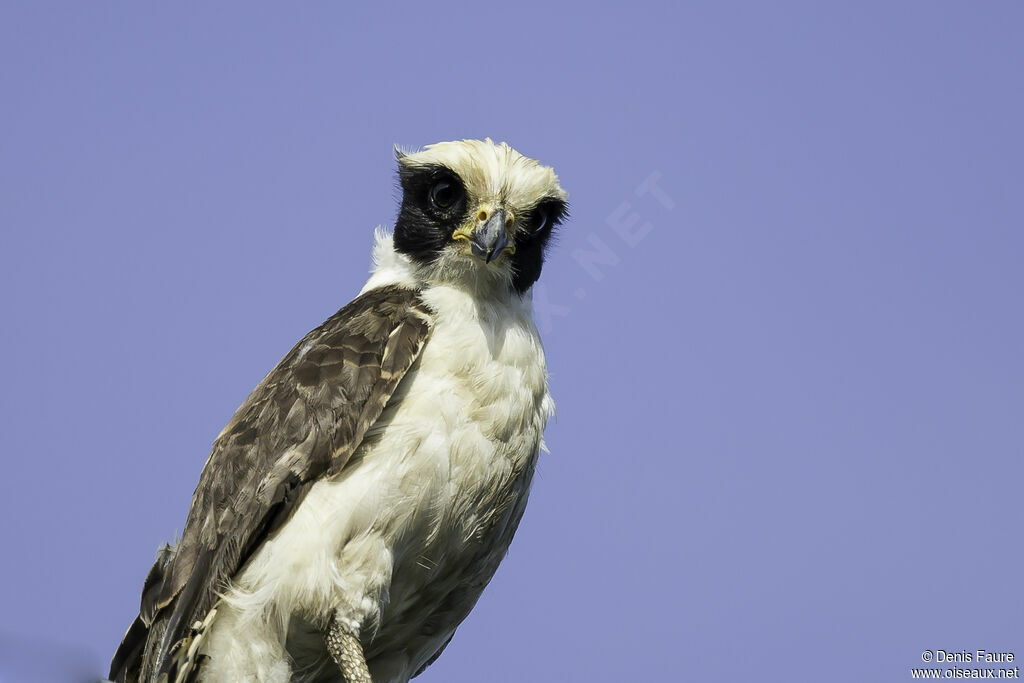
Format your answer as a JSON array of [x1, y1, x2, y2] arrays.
[[109, 139, 568, 683]]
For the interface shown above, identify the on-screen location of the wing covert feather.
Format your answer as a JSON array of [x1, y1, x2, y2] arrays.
[[111, 286, 432, 682]]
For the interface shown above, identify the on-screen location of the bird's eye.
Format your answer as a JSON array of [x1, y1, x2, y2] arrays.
[[526, 206, 549, 233], [428, 180, 461, 211]]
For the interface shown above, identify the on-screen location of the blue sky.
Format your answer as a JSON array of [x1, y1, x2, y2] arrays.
[[1, 3, 1022, 681]]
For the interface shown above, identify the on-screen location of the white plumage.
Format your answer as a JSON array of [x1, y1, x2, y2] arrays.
[[198, 233, 553, 682]]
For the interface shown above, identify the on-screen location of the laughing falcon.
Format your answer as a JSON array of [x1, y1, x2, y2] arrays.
[[109, 139, 568, 683]]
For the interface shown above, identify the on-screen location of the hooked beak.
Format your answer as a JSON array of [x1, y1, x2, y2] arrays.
[[469, 208, 510, 263]]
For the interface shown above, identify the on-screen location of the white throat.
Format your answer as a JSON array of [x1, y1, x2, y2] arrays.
[[359, 229, 530, 307]]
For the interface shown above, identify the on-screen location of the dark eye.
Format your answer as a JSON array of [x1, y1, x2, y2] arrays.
[[428, 180, 461, 210], [525, 206, 549, 233]]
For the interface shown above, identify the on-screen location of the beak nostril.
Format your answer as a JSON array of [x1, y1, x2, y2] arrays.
[[505, 217, 514, 228], [477, 210, 488, 222]]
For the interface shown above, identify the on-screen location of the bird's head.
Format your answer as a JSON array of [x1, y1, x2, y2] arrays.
[[393, 139, 568, 296]]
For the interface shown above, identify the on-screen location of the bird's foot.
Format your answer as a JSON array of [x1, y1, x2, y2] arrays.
[[326, 614, 372, 683]]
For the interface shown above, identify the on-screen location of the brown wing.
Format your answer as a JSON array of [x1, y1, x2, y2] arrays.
[[109, 285, 432, 683]]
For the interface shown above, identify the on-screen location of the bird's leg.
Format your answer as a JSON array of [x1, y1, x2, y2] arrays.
[[326, 614, 372, 683]]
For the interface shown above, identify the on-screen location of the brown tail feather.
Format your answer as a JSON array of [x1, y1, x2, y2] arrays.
[[109, 545, 175, 682]]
